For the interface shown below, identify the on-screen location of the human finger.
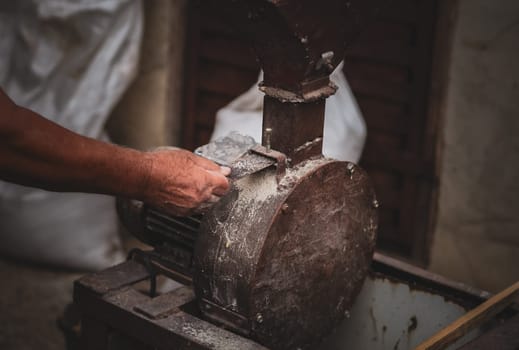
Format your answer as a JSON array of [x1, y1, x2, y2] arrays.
[[206, 170, 230, 196], [219, 166, 231, 176]]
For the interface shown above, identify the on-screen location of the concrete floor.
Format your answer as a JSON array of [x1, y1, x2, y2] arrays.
[[0, 258, 81, 350]]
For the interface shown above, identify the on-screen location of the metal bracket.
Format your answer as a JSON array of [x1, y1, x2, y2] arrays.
[[251, 144, 287, 182]]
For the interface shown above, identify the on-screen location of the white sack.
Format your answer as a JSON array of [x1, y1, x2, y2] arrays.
[[210, 63, 366, 162], [0, 0, 143, 270]]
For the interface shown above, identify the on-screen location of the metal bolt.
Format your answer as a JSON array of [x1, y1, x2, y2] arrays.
[[255, 313, 264, 324], [322, 51, 334, 61], [316, 51, 335, 71], [347, 163, 355, 177], [264, 128, 272, 152], [281, 203, 289, 213], [372, 199, 380, 208]]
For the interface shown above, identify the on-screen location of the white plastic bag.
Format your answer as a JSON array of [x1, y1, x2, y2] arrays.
[[210, 62, 366, 162], [0, 0, 143, 270]]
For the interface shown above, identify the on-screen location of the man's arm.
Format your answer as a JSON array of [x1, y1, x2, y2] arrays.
[[0, 89, 230, 216]]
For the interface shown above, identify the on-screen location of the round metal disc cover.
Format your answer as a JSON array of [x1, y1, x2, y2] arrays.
[[194, 157, 378, 349]]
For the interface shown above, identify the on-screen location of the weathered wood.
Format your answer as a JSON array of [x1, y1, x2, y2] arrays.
[[416, 281, 519, 350], [457, 314, 519, 350]]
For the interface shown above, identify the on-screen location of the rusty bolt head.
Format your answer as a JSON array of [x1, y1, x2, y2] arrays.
[[316, 51, 335, 71], [372, 199, 380, 208], [281, 203, 289, 213], [264, 128, 272, 152], [347, 163, 355, 178], [255, 313, 264, 324]]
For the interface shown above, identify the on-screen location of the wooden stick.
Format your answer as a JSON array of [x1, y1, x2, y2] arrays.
[[415, 280, 519, 350]]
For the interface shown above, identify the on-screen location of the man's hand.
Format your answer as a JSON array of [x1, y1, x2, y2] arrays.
[[140, 147, 231, 216], [0, 88, 230, 216]]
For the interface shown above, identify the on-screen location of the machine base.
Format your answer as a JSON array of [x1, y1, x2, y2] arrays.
[[73, 260, 267, 350], [72, 254, 517, 350]]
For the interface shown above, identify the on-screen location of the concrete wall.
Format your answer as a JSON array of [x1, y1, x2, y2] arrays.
[[429, 0, 519, 292], [106, 0, 187, 150]]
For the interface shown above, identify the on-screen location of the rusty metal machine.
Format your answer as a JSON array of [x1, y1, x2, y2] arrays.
[[74, 1, 382, 349]]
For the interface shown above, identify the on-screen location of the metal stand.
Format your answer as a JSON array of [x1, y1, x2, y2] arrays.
[[74, 260, 268, 350]]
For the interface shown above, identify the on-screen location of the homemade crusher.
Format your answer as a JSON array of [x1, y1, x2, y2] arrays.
[[72, 1, 519, 350], [74, 1, 381, 349]]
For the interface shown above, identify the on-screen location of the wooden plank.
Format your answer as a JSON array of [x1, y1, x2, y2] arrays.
[[378, 208, 399, 228], [416, 281, 519, 350], [377, 234, 412, 256], [343, 60, 410, 85], [372, 182, 401, 210], [369, 169, 402, 189], [355, 21, 414, 43], [346, 40, 412, 66], [356, 97, 408, 133], [200, 35, 258, 70], [194, 126, 214, 148], [348, 76, 410, 103], [200, 8, 240, 37], [195, 92, 236, 127], [379, 0, 418, 23], [198, 60, 258, 97], [364, 130, 402, 152], [360, 147, 435, 178], [457, 314, 519, 350], [370, 170, 402, 211]]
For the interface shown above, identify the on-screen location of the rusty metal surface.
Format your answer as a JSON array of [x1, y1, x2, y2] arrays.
[[250, 160, 377, 349], [74, 261, 269, 350], [75, 260, 150, 296], [250, 144, 287, 181], [134, 287, 195, 320], [205, 0, 383, 164], [112, 2, 384, 348], [194, 167, 288, 323], [194, 158, 378, 349], [372, 252, 491, 308], [72, 254, 509, 350], [262, 96, 325, 163]]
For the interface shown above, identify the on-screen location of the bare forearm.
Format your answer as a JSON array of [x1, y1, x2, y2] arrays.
[[0, 88, 230, 216], [0, 93, 149, 198]]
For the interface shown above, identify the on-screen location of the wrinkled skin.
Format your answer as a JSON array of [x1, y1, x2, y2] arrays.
[[142, 147, 230, 216], [0, 88, 230, 216]]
